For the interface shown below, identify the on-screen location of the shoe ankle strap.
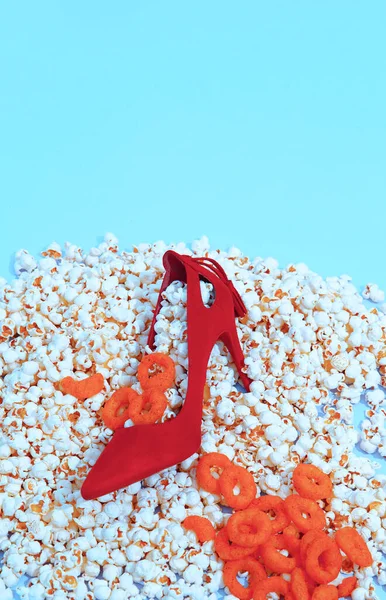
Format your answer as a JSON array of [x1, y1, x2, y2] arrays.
[[189, 256, 247, 318]]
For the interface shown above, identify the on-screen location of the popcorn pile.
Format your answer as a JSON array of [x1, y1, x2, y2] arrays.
[[0, 234, 386, 600]]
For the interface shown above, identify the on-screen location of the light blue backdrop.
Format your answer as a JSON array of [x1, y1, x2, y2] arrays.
[[1, 1, 386, 598], [0, 1, 385, 289]]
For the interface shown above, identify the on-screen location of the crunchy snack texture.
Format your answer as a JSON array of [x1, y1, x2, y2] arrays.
[[0, 234, 385, 599]]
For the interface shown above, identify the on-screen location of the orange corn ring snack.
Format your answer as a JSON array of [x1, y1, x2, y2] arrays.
[[250, 495, 290, 534], [215, 528, 257, 561], [305, 536, 342, 585], [223, 557, 267, 600], [253, 576, 289, 600], [60, 373, 104, 400], [337, 576, 357, 597], [219, 464, 257, 510], [183, 516, 215, 542], [227, 508, 272, 548], [283, 524, 301, 539], [128, 388, 167, 425], [293, 464, 333, 501], [305, 574, 317, 597], [260, 534, 298, 574], [284, 495, 326, 533], [335, 527, 373, 568], [196, 452, 232, 494], [138, 352, 175, 391], [101, 387, 138, 429], [282, 524, 302, 557], [290, 568, 309, 600], [299, 530, 328, 565], [311, 585, 338, 600]]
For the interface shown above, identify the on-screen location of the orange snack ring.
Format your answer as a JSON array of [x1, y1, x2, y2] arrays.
[[311, 585, 338, 600], [299, 530, 328, 565], [284, 495, 326, 533], [219, 464, 257, 510], [215, 528, 257, 561], [253, 576, 289, 600], [283, 524, 301, 539], [250, 495, 290, 534], [305, 572, 317, 597], [335, 527, 373, 568], [60, 373, 105, 400], [260, 534, 297, 574], [196, 452, 232, 494], [128, 388, 167, 425], [305, 536, 342, 585], [282, 525, 302, 558], [101, 387, 138, 429], [293, 463, 333, 501], [137, 352, 175, 391], [223, 557, 267, 600], [337, 576, 358, 597], [227, 509, 272, 548], [290, 567, 309, 600], [294, 567, 317, 597], [183, 516, 215, 542]]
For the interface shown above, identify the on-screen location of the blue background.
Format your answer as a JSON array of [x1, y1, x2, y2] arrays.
[[1, 1, 386, 597], [0, 1, 385, 288]]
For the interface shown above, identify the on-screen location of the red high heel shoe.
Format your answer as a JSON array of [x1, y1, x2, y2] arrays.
[[81, 251, 251, 500]]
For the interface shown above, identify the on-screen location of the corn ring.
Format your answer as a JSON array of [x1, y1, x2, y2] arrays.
[[227, 509, 272, 548], [250, 495, 290, 534], [253, 576, 289, 600], [223, 557, 267, 600], [60, 373, 104, 400], [292, 567, 316, 598], [283, 524, 301, 539], [289, 567, 309, 600], [299, 529, 328, 566], [101, 387, 138, 429], [284, 495, 326, 533], [219, 464, 257, 510], [282, 524, 302, 557], [292, 464, 333, 501], [183, 516, 215, 542], [305, 536, 342, 585], [334, 527, 372, 568], [260, 534, 298, 574], [214, 527, 257, 561], [196, 452, 232, 495], [128, 388, 167, 425], [137, 352, 175, 391], [337, 576, 358, 597], [311, 585, 338, 600]]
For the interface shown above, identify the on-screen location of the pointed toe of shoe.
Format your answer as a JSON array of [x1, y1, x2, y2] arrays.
[[80, 468, 100, 500], [80, 429, 134, 500]]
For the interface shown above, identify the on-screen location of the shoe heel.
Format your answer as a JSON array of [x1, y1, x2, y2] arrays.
[[220, 326, 251, 391]]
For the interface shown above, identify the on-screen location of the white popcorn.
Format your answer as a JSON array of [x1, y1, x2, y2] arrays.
[[134, 559, 160, 581], [14, 249, 37, 274], [93, 582, 111, 600], [110, 591, 127, 600], [1, 235, 386, 598], [352, 588, 366, 600], [362, 283, 385, 303], [185, 489, 201, 507], [183, 564, 204, 585], [264, 472, 281, 491], [126, 544, 144, 562]]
